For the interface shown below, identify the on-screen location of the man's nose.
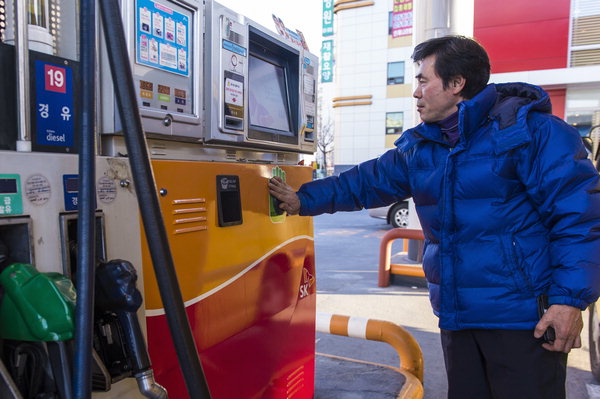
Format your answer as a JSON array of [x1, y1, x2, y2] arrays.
[[413, 86, 421, 98]]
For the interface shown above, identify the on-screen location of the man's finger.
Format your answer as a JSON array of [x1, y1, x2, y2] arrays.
[[533, 319, 549, 339], [269, 177, 291, 191], [541, 337, 565, 352], [269, 181, 287, 195], [555, 337, 567, 353], [564, 336, 576, 353]]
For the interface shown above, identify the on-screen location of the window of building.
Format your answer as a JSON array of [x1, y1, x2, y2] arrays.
[[386, 112, 404, 135], [566, 88, 600, 136], [570, 0, 600, 67], [387, 62, 405, 85]]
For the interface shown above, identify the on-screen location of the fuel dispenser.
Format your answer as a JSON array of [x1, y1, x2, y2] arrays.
[[0, 0, 319, 398]]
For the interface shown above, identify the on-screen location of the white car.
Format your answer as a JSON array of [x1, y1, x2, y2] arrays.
[[368, 200, 410, 228]]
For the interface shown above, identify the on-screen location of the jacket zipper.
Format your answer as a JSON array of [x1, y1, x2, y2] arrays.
[[441, 146, 460, 327]]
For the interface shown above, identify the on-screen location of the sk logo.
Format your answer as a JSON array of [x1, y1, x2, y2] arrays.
[[269, 166, 286, 223], [299, 268, 315, 299]]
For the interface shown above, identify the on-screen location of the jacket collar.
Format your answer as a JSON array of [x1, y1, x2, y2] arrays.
[[396, 85, 497, 151], [396, 83, 551, 153]]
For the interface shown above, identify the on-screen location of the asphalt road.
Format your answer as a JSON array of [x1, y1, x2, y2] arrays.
[[312, 209, 599, 399]]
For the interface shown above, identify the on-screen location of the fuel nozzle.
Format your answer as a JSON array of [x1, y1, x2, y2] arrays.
[[95, 260, 167, 399]]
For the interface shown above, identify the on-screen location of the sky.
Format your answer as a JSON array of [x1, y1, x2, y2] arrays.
[[217, 0, 323, 55]]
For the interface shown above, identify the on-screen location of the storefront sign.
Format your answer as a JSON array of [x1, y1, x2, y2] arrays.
[[392, 0, 412, 37], [321, 40, 333, 83], [323, 0, 334, 36]]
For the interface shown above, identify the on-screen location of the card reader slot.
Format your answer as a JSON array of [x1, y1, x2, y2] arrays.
[[225, 116, 244, 131]]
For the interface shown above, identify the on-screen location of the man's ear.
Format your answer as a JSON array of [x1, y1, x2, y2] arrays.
[[450, 76, 466, 95]]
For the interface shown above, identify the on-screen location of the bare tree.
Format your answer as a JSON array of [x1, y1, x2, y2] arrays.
[[317, 116, 334, 172]]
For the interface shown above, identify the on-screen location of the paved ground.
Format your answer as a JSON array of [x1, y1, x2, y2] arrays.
[[313, 209, 599, 399]]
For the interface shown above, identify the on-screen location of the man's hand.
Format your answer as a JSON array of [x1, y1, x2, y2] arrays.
[[268, 176, 301, 215], [534, 304, 583, 353]]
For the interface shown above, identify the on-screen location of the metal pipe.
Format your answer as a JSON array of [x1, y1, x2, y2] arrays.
[[47, 341, 73, 399], [390, 264, 425, 278], [378, 228, 425, 287], [72, 0, 97, 398], [316, 312, 425, 382], [14, 0, 31, 151], [316, 352, 423, 399], [97, 1, 211, 397], [0, 357, 24, 399]]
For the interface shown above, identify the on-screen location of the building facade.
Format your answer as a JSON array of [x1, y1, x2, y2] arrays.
[[324, 0, 600, 173], [478, 0, 600, 136], [324, 0, 417, 173]]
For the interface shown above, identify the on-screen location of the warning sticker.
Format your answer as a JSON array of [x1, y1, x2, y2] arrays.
[[159, 43, 177, 69], [97, 176, 117, 204], [224, 78, 243, 105], [25, 174, 51, 206]]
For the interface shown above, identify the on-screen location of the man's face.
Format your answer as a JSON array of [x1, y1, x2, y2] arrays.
[[413, 55, 464, 123]]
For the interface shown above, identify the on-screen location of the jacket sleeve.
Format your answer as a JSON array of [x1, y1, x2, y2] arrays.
[[517, 114, 600, 309], [296, 148, 411, 216]]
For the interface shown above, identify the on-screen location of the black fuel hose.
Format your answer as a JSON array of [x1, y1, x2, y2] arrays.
[[72, 0, 96, 398], [97, 1, 211, 398]]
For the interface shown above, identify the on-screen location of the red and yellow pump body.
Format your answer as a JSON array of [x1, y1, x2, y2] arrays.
[[142, 160, 316, 398]]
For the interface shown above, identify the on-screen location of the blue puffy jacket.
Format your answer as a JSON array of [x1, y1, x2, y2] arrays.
[[298, 83, 600, 330]]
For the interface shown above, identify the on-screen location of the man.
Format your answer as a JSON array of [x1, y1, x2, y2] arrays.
[[269, 36, 600, 398]]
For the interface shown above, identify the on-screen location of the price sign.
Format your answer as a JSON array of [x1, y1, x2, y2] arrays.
[[34, 59, 75, 148]]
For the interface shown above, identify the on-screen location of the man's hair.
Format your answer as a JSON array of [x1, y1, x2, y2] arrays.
[[412, 35, 490, 99]]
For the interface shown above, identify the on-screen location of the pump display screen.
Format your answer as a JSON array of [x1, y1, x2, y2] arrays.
[[248, 55, 291, 134], [65, 177, 78, 193], [0, 179, 17, 194], [247, 27, 299, 146]]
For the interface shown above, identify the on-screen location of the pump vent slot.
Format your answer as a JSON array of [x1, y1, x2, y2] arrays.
[[225, 150, 237, 160], [287, 367, 305, 398], [170, 198, 208, 235]]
